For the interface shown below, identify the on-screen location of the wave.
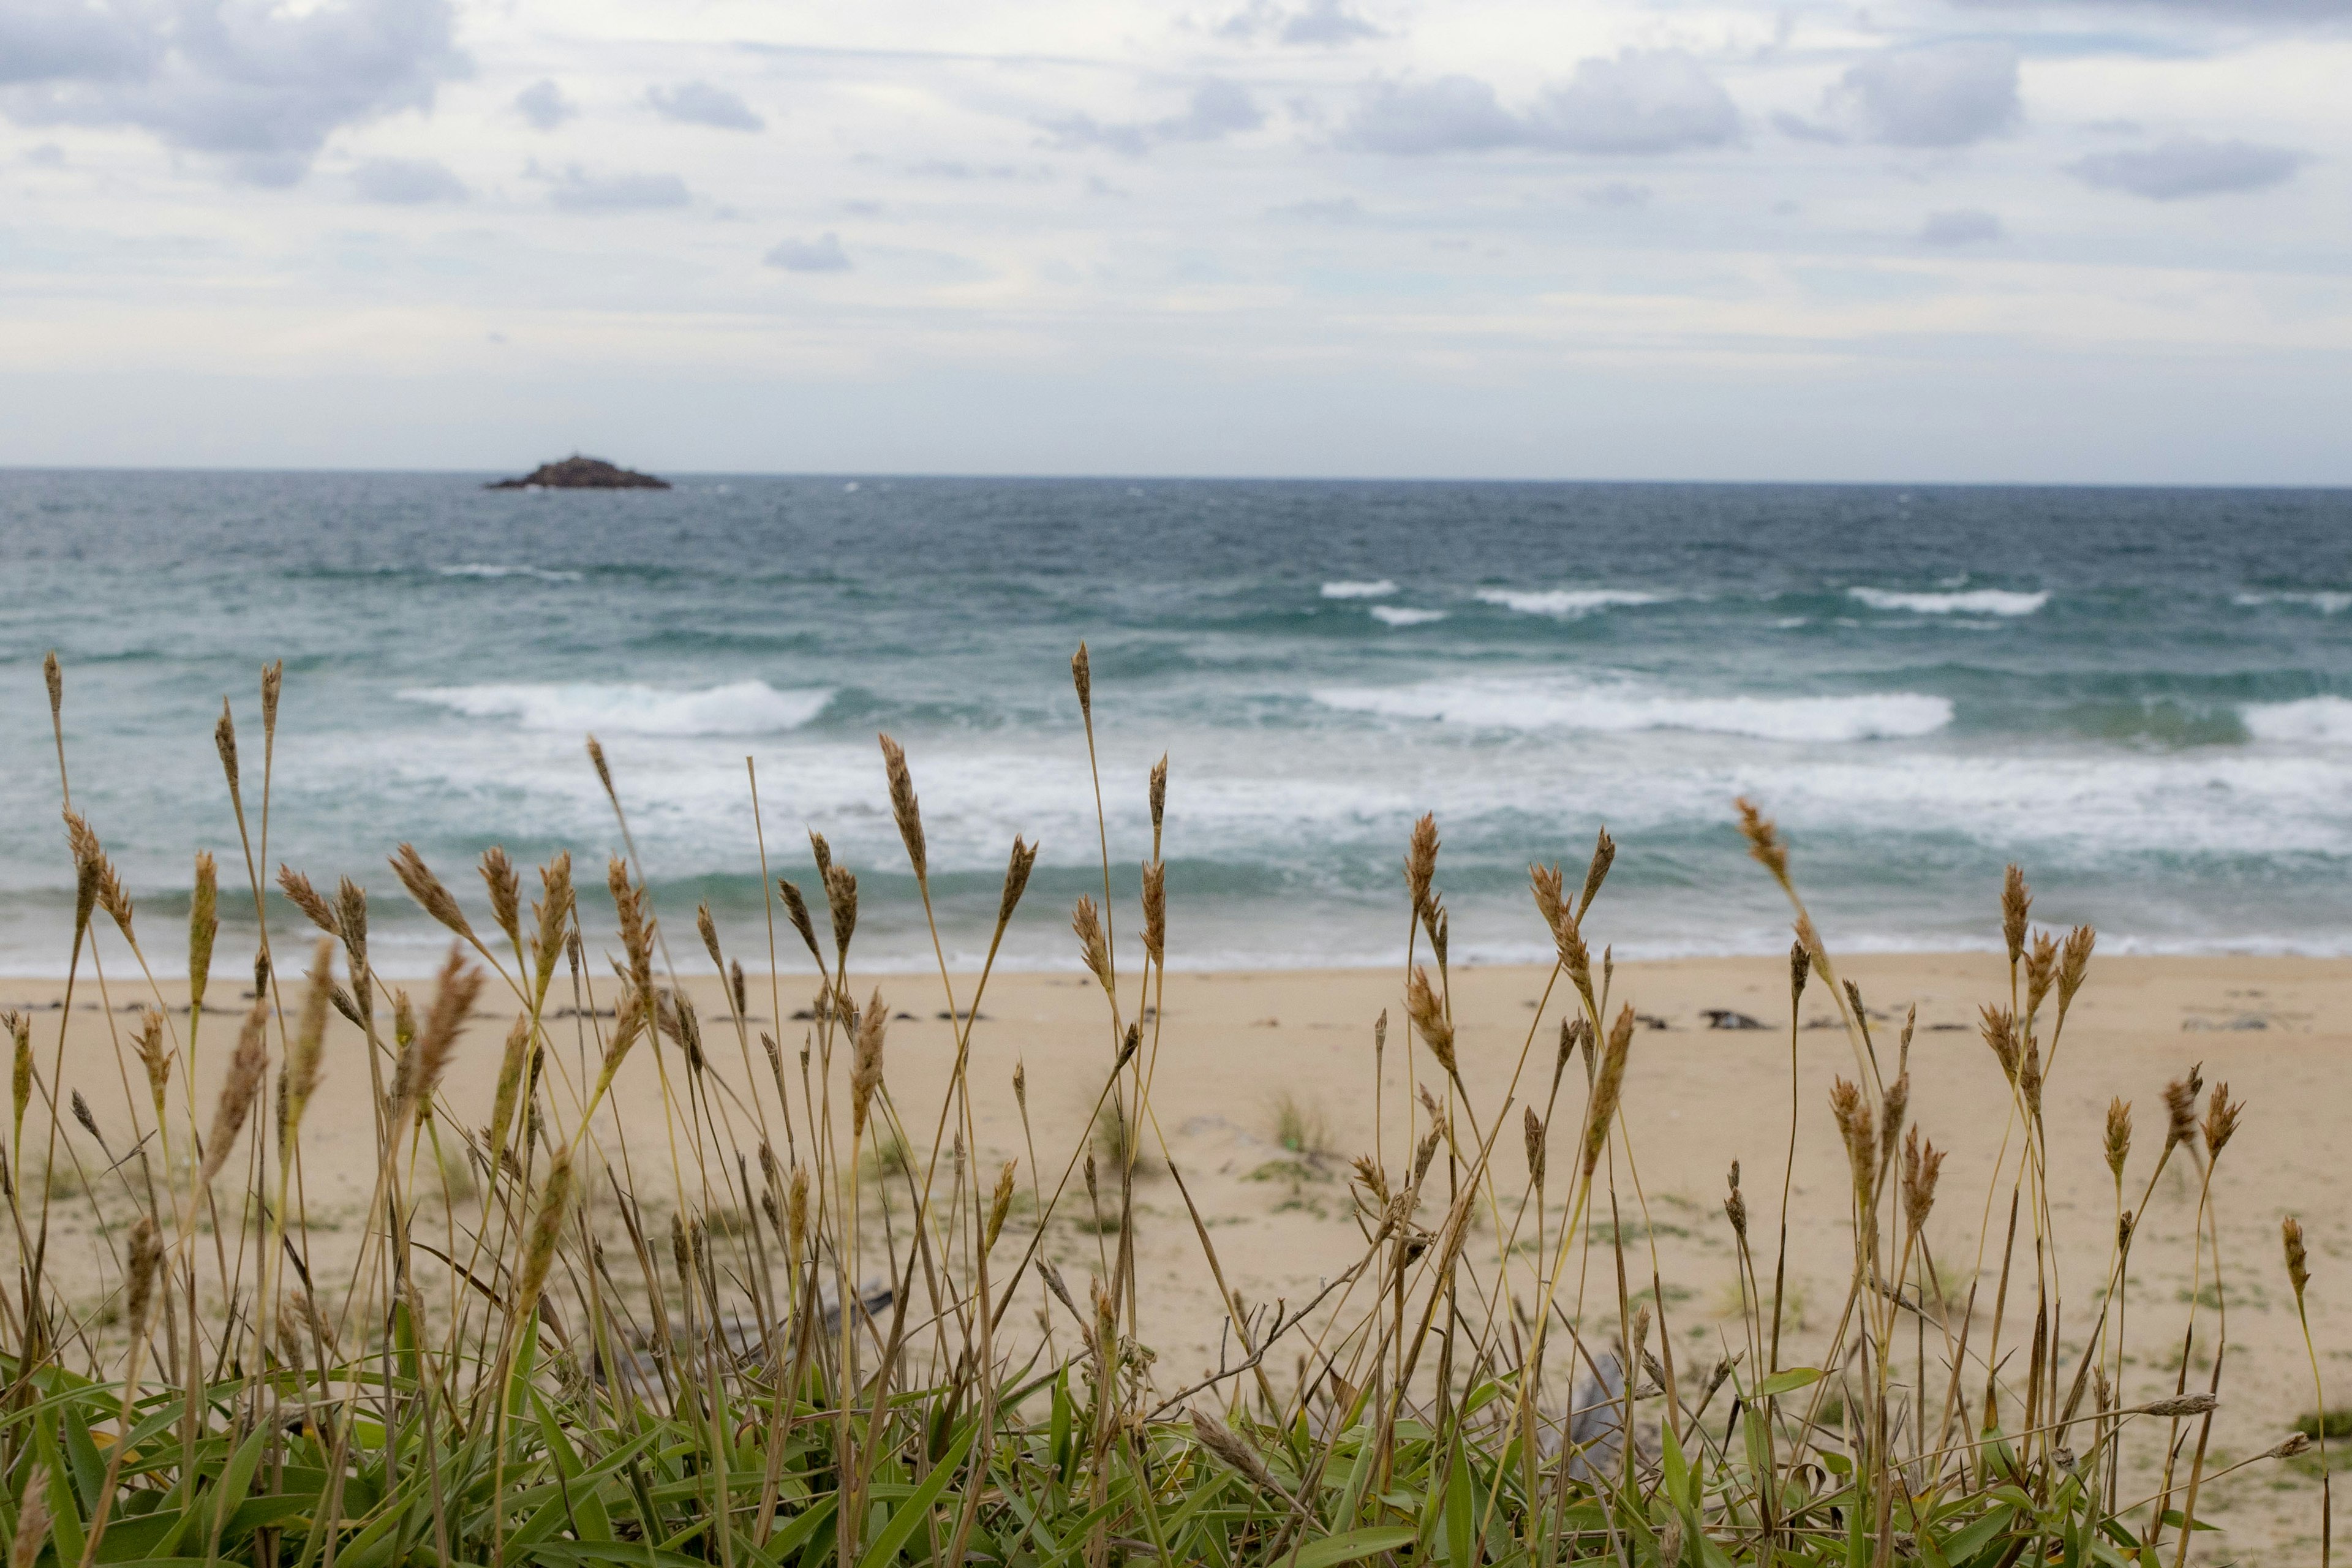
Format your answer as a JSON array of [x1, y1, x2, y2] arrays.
[[399, 679, 834, 736], [2243, 696, 2352, 744], [1314, 680, 1952, 742], [1370, 606, 1446, 627], [436, 564, 585, 583], [1848, 587, 2048, 616], [1475, 588, 1667, 617], [1321, 579, 1396, 599], [2237, 591, 2352, 615]]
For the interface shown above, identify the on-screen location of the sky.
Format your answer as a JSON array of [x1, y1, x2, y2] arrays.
[[1, 0, 2346, 483]]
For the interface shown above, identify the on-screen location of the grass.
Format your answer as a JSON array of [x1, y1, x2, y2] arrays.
[[0, 646, 2330, 1567]]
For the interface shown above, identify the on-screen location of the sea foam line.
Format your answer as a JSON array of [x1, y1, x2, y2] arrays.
[[400, 679, 833, 736], [1848, 587, 2048, 616], [1314, 680, 1951, 742], [1475, 587, 1667, 617]]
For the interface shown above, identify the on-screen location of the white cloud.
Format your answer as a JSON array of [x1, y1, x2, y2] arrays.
[[1042, 78, 1263, 154], [2070, 138, 2307, 198]]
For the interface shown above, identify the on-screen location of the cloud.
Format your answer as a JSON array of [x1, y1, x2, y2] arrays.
[[351, 154, 466, 202], [1920, 207, 2002, 243], [23, 141, 65, 165], [542, 164, 692, 211], [2068, 138, 2305, 198], [1584, 180, 1651, 208], [1958, 0, 2352, 15], [0, 0, 466, 186], [1042, 78, 1263, 155], [648, 80, 764, 132], [765, 232, 851, 271], [1221, 0, 1382, 45], [1340, 51, 1738, 157], [1526, 49, 1739, 154], [514, 78, 574, 130], [1822, 40, 2021, 148], [1266, 195, 1364, 221]]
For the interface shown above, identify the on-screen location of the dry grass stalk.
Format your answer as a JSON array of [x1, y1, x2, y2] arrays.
[[189, 850, 218, 1012], [391, 843, 477, 944], [480, 846, 522, 953], [198, 1000, 270, 1188], [1403, 967, 1454, 1078], [851, 989, 886, 1137], [878, 734, 927, 880]]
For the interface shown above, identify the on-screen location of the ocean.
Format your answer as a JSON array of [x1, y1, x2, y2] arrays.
[[3, 470, 2349, 976]]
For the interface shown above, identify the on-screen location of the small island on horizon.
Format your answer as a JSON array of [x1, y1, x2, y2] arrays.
[[486, 454, 669, 490]]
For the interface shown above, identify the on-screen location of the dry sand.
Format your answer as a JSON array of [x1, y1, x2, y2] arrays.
[[9, 949, 2344, 1562]]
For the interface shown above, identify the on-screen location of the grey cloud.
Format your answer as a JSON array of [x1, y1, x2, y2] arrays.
[[351, 154, 465, 202], [1920, 207, 2002, 243], [2069, 138, 2305, 198], [1042, 78, 1262, 155], [1584, 181, 1651, 208], [907, 159, 1052, 181], [514, 78, 574, 130], [1770, 110, 1847, 145], [648, 80, 763, 132], [1527, 50, 1738, 154], [0, 0, 465, 186], [765, 232, 850, 271], [1218, 0, 1382, 44], [1958, 0, 2352, 15], [1266, 196, 1364, 221], [543, 164, 692, 211], [1337, 77, 1526, 154], [1340, 52, 1738, 157], [24, 141, 66, 165], [0, 2, 151, 86], [1824, 40, 2020, 148]]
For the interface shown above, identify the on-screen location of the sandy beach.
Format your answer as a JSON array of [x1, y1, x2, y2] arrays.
[[9, 948, 2343, 1562]]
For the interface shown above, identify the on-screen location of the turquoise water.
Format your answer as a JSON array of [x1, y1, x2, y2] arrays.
[[4, 470, 2350, 973]]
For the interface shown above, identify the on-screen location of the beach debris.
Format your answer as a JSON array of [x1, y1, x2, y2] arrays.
[[1702, 1009, 1768, 1030], [1634, 1011, 1671, 1031]]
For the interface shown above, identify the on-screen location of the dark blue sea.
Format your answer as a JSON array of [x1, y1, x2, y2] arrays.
[[4, 470, 2349, 973]]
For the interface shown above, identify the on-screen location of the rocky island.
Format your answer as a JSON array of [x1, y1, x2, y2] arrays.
[[486, 455, 669, 490]]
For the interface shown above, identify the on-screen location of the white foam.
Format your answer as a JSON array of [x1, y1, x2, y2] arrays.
[[437, 564, 584, 583], [1849, 587, 2048, 616], [1321, 579, 1398, 599], [1476, 588, 1666, 617], [1314, 680, 1951, 742], [2236, 591, 2352, 615], [400, 680, 833, 736], [2244, 696, 2352, 744], [1370, 606, 1446, 627]]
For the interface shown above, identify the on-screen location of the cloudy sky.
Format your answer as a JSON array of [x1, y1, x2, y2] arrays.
[[2, 0, 2346, 481]]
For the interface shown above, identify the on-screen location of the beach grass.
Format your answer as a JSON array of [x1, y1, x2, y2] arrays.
[[0, 646, 2327, 1567]]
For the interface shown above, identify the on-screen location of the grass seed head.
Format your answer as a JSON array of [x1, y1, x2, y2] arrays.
[[399, 946, 484, 1131], [2104, 1098, 2132, 1180], [2002, 864, 2031, 965], [1830, 1077, 1876, 1210], [1523, 1106, 1546, 1188], [488, 1012, 532, 1153], [584, 733, 612, 797], [1072, 896, 1112, 992], [517, 1150, 574, 1314], [1149, 754, 1167, 832], [2136, 1392, 2218, 1419], [1979, 1005, 2020, 1083], [2202, 1081, 2241, 1159], [125, 1213, 162, 1338], [260, 658, 281, 737], [2058, 924, 2095, 1014], [11, 1464, 50, 1568], [42, 650, 61, 718], [1901, 1125, 1944, 1236], [2283, 1215, 2310, 1301], [995, 837, 1038, 937], [2025, 929, 2059, 1019], [1790, 938, 1811, 998], [199, 998, 271, 1187], [2163, 1073, 2201, 1153], [1070, 642, 1091, 717], [1529, 862, 1564, 935], [529, 854, 571, 992], [189, 851, 219, 1011], [391, 843, 475, 943], [987, 1159, 1017, 1253], [824, 861, 859, 965], [778, 878, 821, 963], [1405, 965, 1454, 1076], [214, 701, 238, 793], [851, 987, 886, 1137], [1577, 826, 1616, 918], [281, 937, 334, 1145], [878, 733, 927, 880], [1404, 813, 1439, 919], [1141, 859, 1165, 965], [1734, 797, 1788, 881], [134, 1008, 170, 1106], [6, 1012, 27, 1133], [479, 846, 522, 952], [1581, 1005, 1636, 1178]]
